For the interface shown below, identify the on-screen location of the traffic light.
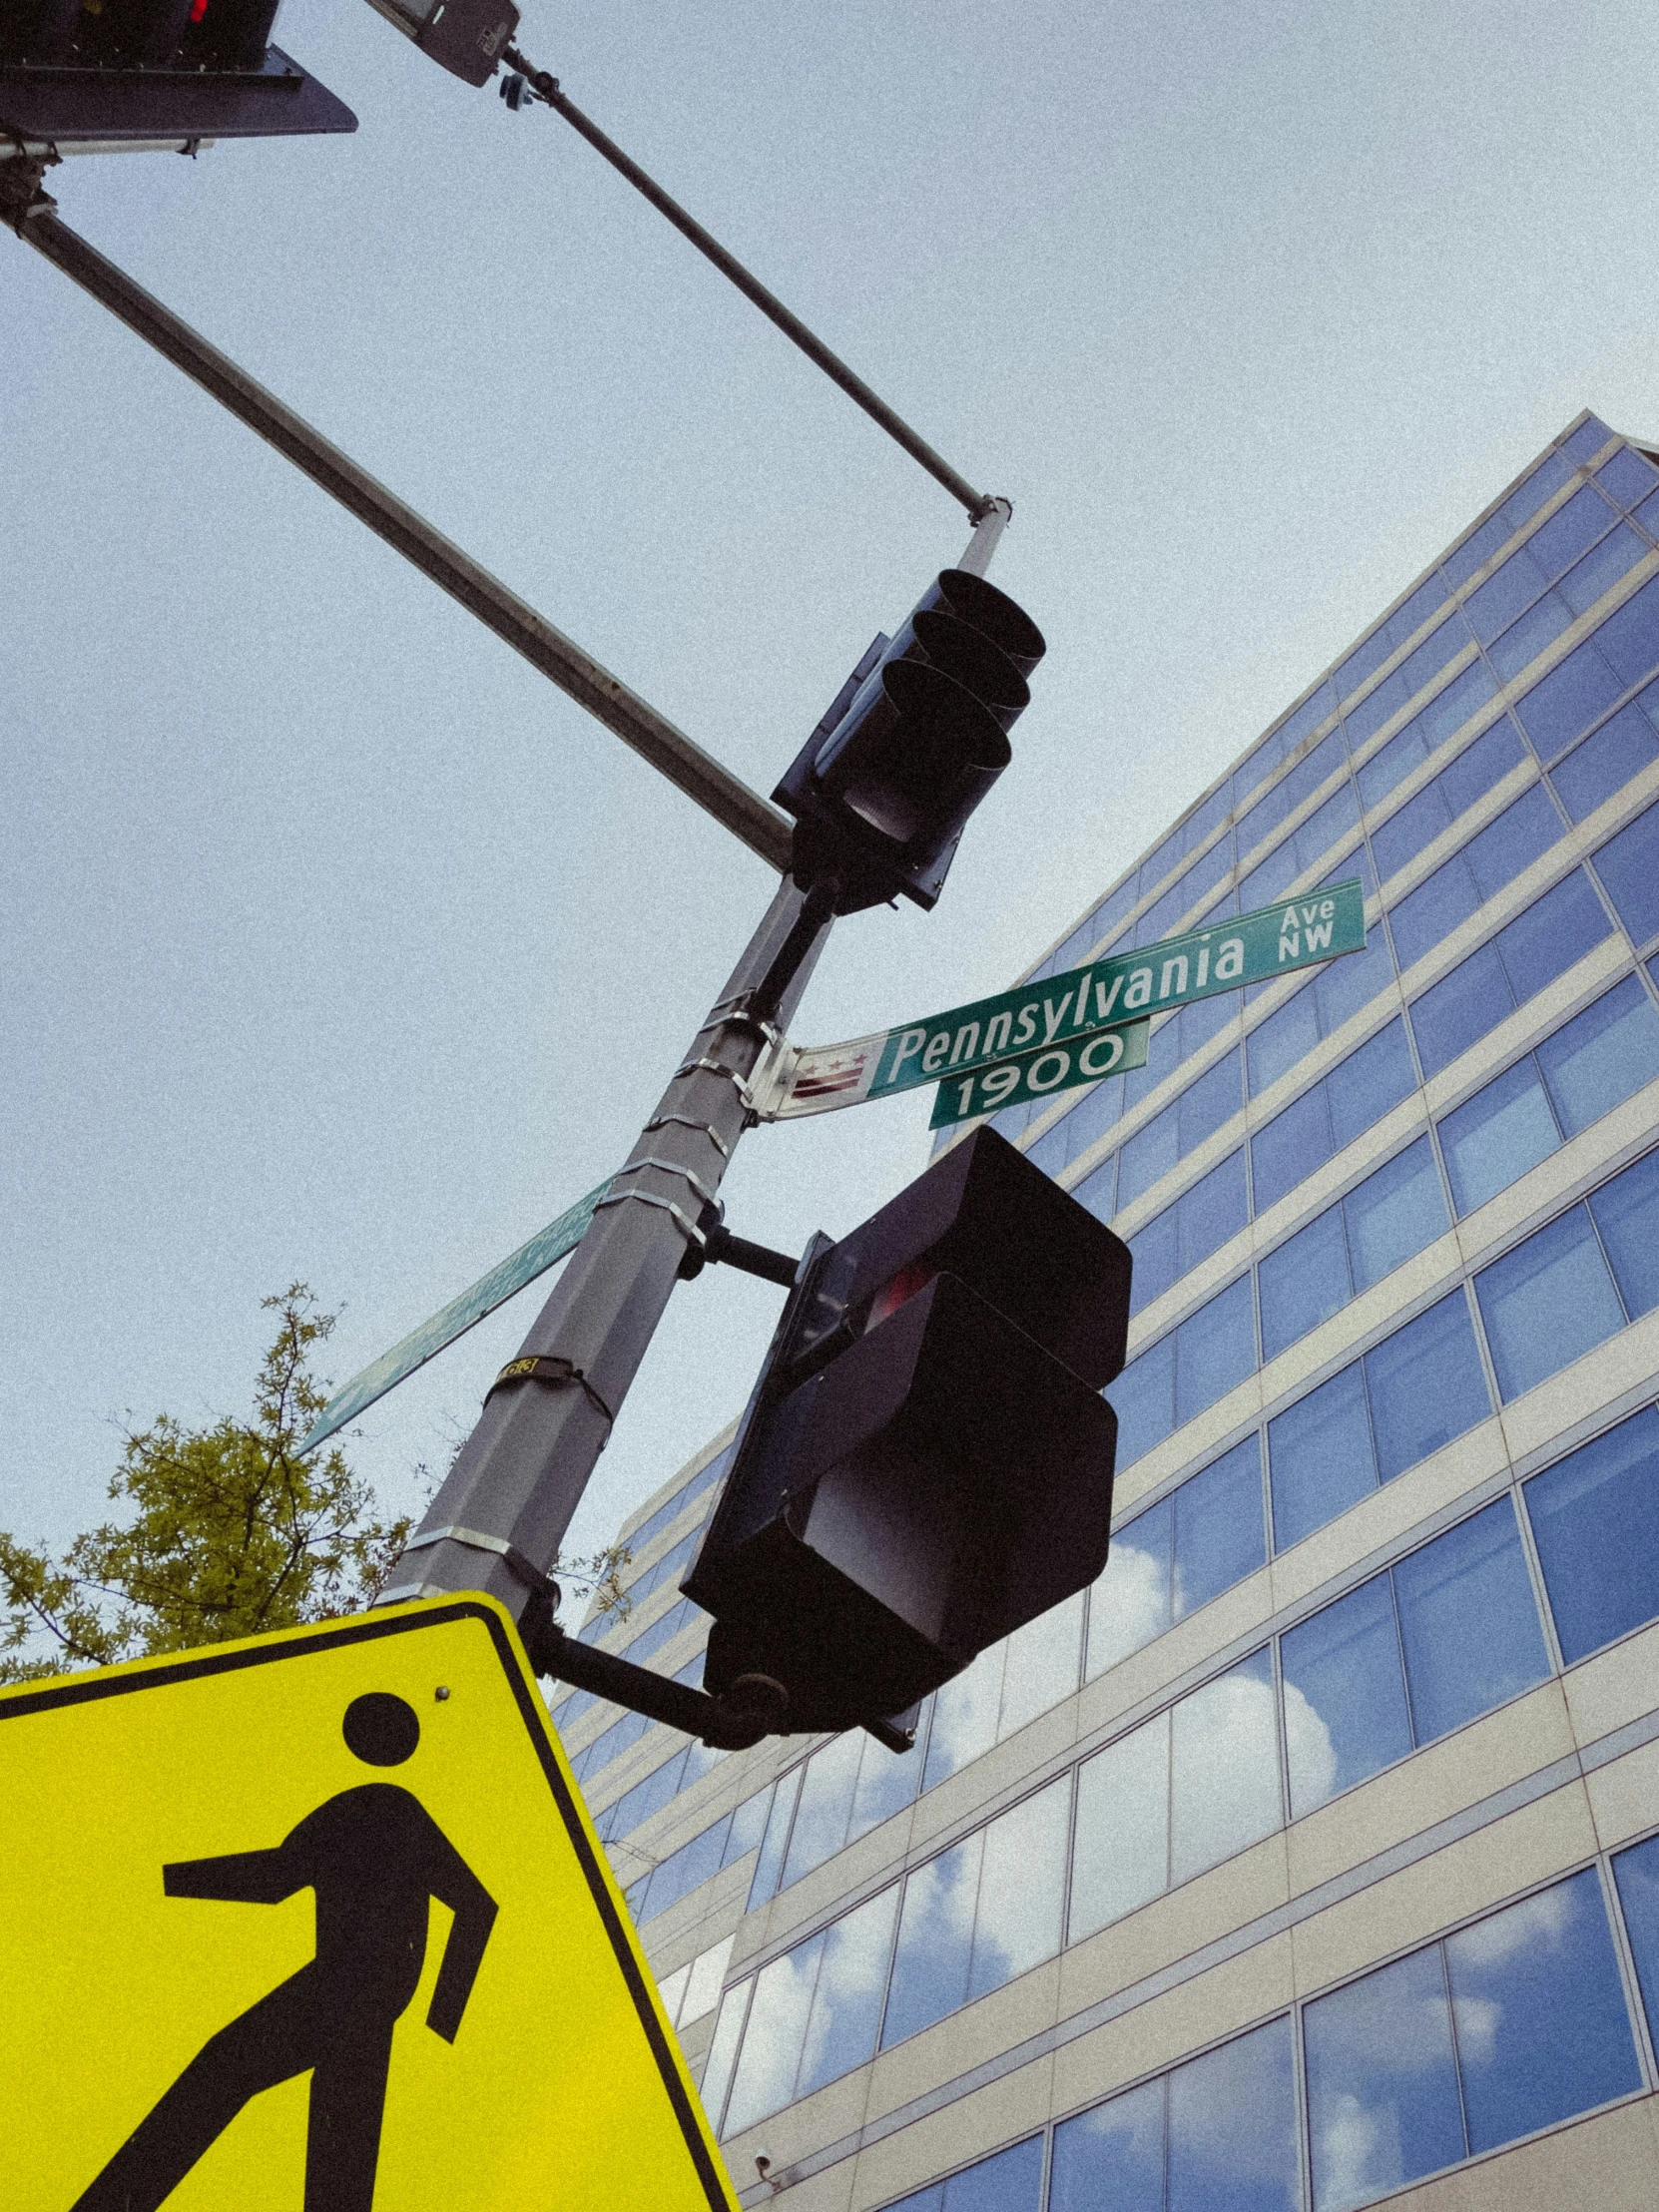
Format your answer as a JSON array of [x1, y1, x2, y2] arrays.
[[0, 2, 356, 145], [360, 0, 518, 87], [774, 569, 1045, 914], [682, 1126, 1131, 1736]]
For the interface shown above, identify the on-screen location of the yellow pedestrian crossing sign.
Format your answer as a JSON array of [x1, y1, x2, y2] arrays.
[[0, 1594, 741, 2212]]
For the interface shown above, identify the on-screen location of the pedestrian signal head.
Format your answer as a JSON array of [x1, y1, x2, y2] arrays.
[[682, 1127, 1129, 1735], [343, 1692, 421, 1765], [774, 570, 1046, 914], [361, 0, 520, 85]]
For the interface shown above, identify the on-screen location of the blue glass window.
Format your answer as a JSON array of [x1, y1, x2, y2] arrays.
[[1237, 686, 1339, 807], [1111, 1277, 1258, 1468], [1268, 1293, 1488, 1550], [1588, 1144, 1659, 1319], [1250, 1018, 1414, 1219], [1269, 1363, 1377, 1552], [1613, 1834, 1659, 2048], [1259, 1206, 1351, 1359], [1283, 1499, 1544, 1818], [633, 1787, 769, 1922], [1117, 1050, 1243, 1212], [1444, 454, 1573, 594], [1304, 1869, 1636, 2209], [1086, 1492, 1173, 1675], [1439, 976, 1659, 1218], [885, 2136, 1043, 2212], [1550, 699, 1659, 821], [1247, 929, 1396, 1101], [1247, 986, 1322, 1096], [1514, 636, 1628, 759], [1259, 1137, 1446, 1364], [881, 1779, 1068, 2046], [1560, 416, 1615, 463], [1528, 482, 1618, 578], [1438, 1057, 1559, 1215], [1179, 1048, 1243, 1150], [1592, 795, 1659, 944], [1558, 522, 1647, 616], [1110, 1335, 1175, 1466], [1172, 1435, 1266, 1615], [1493, 866, 1612, 1000], [1392, 1497, 1548, 1741], [1344, 614, 1473, 752], [1325, 1017, 1416, 1146], [1593, 571, 1659, 687], [1545, 949, 1651, 1125], [1367, 1289, 1490, 1474], [1389, 784, 1563, 972], [1407, 868, 1612, 1078], [1174, 1274, 1257, 1424], [749, 1766, 798, 1908], [1337, 574, 1451, 701], [1250, 1083, 1331, 1216], [1525, 1406, 1659, 1663], [1073, 1149, 1116, 1224], [1370, 719, 1524, 882], [1305, 1945, 1463, 2209], [1466, 544, 1550, 644], [1487, 590, 1574, 682], [1447, 1869, 1639, 2153], [1167, 2016, 1298, 2212], [1129, 1149, 1248, 1315], [1118, 1103, 1180, 1211], [1050, 2078, 1162, 2212], [1282, 1571, 1414, 1815], [1052, 2020, 1297, 2212], [1356, 662, 1498, 812], [1596, 445, 1659, 508], [1474, 1203, 1626, 1400]]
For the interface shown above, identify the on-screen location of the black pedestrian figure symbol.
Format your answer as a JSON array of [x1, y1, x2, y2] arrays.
[[73, 1691, 497, 2212]]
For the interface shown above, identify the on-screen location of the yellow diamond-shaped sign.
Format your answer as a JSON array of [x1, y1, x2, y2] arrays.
[[0, 1594, 739, 2212]]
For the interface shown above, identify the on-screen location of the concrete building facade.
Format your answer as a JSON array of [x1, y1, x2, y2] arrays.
[[552, 410, 1659, 2212]]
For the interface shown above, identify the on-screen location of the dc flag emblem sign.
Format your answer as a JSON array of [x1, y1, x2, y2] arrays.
[[0, 1595, 740, 2212]]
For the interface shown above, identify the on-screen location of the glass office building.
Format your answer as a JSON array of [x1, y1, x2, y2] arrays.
[[552, 411, 1659, 2212]]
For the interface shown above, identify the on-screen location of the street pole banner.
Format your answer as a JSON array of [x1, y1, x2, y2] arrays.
[[299, 1179, 613, 1457], [753, 879, 1368, 1122], [0, 1598, 741, 2211], [927, 1016, 1149, 1129]]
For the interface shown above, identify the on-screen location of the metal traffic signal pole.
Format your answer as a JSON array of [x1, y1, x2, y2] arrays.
[[379, 498, 1014, 1665]]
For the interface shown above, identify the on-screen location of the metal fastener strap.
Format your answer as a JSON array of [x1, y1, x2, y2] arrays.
[[397, 1522, 559, 1598], [612, 1154, 721, 1210], [642, 1113, 731, 1159], [592, 1186, 708, 1249], [486, 1353, 616, 1425]]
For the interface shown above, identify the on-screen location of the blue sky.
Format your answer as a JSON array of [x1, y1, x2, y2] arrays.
[[4, 0, 1657, 1574]]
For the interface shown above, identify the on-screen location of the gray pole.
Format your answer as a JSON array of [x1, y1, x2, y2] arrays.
[[8, 195, 793, 871], [380, 494, 1010, 1629], [376, 873, 829, 1617]]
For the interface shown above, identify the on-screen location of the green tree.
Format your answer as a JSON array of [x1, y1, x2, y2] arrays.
[[0, 1286, 631, 1685]]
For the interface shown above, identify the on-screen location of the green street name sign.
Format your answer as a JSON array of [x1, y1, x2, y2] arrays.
[[298, 1177, 612, 1455], [928, 1017, 1150, 1129], [758, 879, 1368, 1121]]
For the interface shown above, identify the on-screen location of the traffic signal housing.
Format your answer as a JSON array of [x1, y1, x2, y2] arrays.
[[360, 0, 518, 87], [682, 1127, 1131, 1736], [0, 2, 356, 146], [775, 570, 1045, 914]]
